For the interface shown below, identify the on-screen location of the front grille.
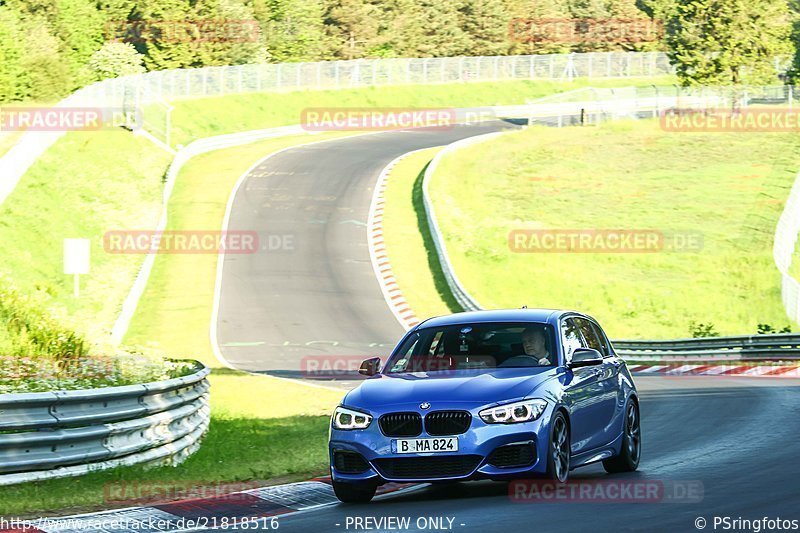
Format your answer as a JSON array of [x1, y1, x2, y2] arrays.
[[333, 451, 370, 473], [424, 411, 472, 436], [373, 455, 482, 479], [488, 442, 536, 468], [379, 412, 422, 437]]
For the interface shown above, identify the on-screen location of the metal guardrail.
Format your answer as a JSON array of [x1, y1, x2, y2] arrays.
[[0, 362, 210, 486], [421, 88, 800, 359], [614, 334, 800, 360]]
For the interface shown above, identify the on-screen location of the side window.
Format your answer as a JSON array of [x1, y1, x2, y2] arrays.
[[574, 317, 604, 353], [590, 321, 612, 357], [561, 318, 583, 361]]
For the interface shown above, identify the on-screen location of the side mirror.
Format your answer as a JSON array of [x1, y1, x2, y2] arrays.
[[358, 357, 382, 376], [569, 348, 603, 368]]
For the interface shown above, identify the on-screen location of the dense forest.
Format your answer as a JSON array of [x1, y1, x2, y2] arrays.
[[0, 0, 794, 102]]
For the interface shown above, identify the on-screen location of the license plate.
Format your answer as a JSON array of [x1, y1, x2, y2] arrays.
[[394, 437, 458, 454]]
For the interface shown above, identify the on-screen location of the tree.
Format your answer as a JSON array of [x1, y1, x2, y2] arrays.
[[193, 0, 267, 66], [250, 0, 326, 61], [666, 0, 792, 85], [505, 0, 574, 55], [20, 16, 73, 100], [323, 0, 386, 59], [133, 0, 196, 69], [89, 42, 146, 79], [52, 0, 106, 85], [386, 0, 471, 57], [460, 0, 509, 56], [568, 0, 657, 52]]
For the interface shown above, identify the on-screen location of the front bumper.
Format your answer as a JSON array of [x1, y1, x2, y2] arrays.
[[329, 405, 551, 484]]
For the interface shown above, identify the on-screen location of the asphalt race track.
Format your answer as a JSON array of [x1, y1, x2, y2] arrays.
[[195, 376, 800, 532], [215, 121, 514, 380]]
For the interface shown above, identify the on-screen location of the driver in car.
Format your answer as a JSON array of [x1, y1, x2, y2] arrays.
[[499, 327, 552, 367], [521, 327, 552, 365]]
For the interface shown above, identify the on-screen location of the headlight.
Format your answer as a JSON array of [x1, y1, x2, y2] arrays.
[[332, 406, 372, 430], [479, 399, 547, 424]]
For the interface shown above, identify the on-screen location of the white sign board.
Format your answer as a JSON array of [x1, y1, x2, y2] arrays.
[[64, 239, 90, 275]]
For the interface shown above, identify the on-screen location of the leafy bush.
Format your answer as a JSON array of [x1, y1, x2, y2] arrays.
[[689, 321, 719, 338], [0, 277, 89, 359], [0, 276, 198, 393], [757, 323, 793, 334], [89, 42, 145, 79], [0, 354, 199, 394]]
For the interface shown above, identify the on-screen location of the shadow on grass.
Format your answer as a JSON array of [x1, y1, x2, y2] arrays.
[[1, 414, 331, 518], [411, 162, 463, 314]]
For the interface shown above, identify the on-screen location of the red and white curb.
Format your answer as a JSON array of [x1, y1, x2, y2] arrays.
[[2, 479, 421, 532], [368, 150, 430, 331], [627, 363, 800, 377]]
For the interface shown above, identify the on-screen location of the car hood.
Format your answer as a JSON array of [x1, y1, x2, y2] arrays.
[[344, 367, 558, 408]]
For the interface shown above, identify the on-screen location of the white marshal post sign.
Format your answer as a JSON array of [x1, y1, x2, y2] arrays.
[[63, 238, 90, 297]]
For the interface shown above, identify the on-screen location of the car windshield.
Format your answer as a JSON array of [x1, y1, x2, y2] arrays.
[[385, 322, 557, 373]]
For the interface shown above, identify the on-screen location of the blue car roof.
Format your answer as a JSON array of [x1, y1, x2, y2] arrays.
[[417, 308, 574, 328]]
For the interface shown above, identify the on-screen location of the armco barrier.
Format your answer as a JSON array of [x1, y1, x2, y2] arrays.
[[614, 334, 800, 360], [0, 362, 210, 486]]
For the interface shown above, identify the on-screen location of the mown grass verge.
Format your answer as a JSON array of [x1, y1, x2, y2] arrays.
[[424, 119, 799, 339], [0, 130, 171, 342], [382, 148, 454, 320]]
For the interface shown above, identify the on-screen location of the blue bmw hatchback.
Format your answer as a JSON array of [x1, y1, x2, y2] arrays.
[[328, 309, 641, 503]]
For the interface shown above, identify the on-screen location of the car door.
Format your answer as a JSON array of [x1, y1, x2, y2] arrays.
[[573, 317, 619, 449], [589, 319, 628, 445], [560, 317, 606, 454]]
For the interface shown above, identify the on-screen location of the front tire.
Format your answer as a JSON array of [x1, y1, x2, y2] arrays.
[[332, 480, 377, 503], [603, 400, 641, 473], [546, 411, 570, 483]]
